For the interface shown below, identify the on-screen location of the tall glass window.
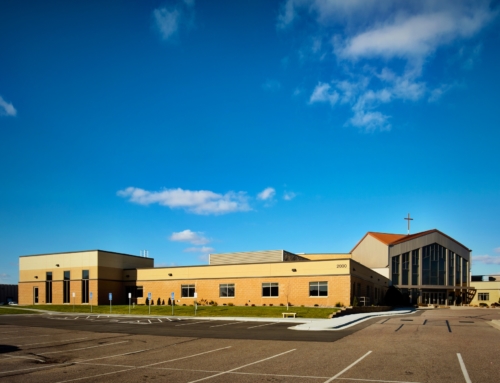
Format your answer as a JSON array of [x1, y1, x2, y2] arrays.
[[430, 244, 438, 285], [262, 282, 279, 297], [422, 243, 446, 286], [411, 250, 419, 285], [81, 270, 89, 303], [391, 255, 400, 285], [422, 246, 430, 285], [309, 281, 328, 296], [438, 246, 446, 285], [401, 253, 409, 285], [63, 271, 70, 303], [462, 258, 468, 287], [45, 272, 52, 304], [448, 251, 454, 286], [455, 255, 461, 286]]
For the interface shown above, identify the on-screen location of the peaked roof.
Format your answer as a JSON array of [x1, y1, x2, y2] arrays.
[[369, 232, 407, 245], [351, 229, 471, 253], [389, 229, 471, 251], [350, 232, 406, 252]]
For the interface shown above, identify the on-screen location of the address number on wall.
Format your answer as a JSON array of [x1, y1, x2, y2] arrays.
[[337, 264, 347, 268]]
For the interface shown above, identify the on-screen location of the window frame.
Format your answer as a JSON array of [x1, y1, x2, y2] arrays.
[[478, 293, 489, 301], [219, 283, 235, 298], [309, 281, 328, 297], [262, 282, 279, 297], [181, 284, 196, 298]]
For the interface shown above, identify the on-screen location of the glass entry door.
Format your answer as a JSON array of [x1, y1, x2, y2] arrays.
[[33, 287, 39, 304], [422, 291, 446, 305]]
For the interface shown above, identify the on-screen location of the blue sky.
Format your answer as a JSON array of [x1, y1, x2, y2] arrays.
[[1, 0, 500, 283]]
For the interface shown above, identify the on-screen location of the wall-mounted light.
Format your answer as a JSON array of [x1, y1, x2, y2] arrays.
[[34, 276, 38, 279], [56, 264, 60, 267], [168, 273, 173, 276], [291, 268, 297, 272]]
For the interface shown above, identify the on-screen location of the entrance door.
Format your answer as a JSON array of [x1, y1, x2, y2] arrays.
[[422, 292, 447, 305], [34, 287, 39, 304]]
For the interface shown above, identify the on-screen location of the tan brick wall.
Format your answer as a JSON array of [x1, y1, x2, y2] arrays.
[[133, 275, 353, 307]]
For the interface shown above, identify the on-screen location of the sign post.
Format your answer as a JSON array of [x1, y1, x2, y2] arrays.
[[128, 292, 132, 314], [171, 292, 175, 316], [72, 292, 75, 312], [194, 292, 198, 316], [109, 292, 112, 313], [148, 292, 152, 315], [90, 292, 93, 313]]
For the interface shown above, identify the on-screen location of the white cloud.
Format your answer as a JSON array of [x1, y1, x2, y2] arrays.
[[0, 96, 16, 117], [349, 110, 391, 133], [257, 187, 276, 201], [428, 83, 455, 102], [183, 246, 214, 253], [278, 0, 496, 132], [337, 10, 492, 61], [309, 82, 339, 106], [118, 187, 250, 215], [153, 0, 194, 42], [169, 229, 210, 245], [472, 255, 500, 265], [494, 247, 500, 253], [262, 79, 282, 92], [283, 191, 296, 201]]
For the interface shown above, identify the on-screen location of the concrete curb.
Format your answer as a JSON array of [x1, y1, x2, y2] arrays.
[[290, 308, 416, 331]]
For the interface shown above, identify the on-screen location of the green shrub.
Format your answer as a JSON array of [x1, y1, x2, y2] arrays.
[[228, 302, 234, 306], [314, 304, 319, 307], [335, 302, 343, 307]]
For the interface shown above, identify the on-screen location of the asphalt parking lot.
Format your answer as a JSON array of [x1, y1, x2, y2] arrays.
[[1, 308, 499, 382]]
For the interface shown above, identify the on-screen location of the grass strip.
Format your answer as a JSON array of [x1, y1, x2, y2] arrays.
[[0, 307, 42, 315], [22, 305, 339, 318]]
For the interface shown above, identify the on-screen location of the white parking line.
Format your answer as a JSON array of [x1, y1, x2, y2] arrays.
[[1, 334, 50, 340], [209, 322, 240, 328], [0, 362, 72, 375], [323, 351, 372, 382], [165, 318, 172, 322], [0, 354, 45, 362], [17, 337, 89, 346], [56, 346, 232, 383], [187, 348, 296, 383], [247, 322, 278, 329], [75, 349, 149, 362], [38, 341, 129, 355], [175, 321, 207, 326], [457, 353, 472, 383]]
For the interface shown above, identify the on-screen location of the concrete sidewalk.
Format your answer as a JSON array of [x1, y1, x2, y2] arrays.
[[290, 308, 416, 331]]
